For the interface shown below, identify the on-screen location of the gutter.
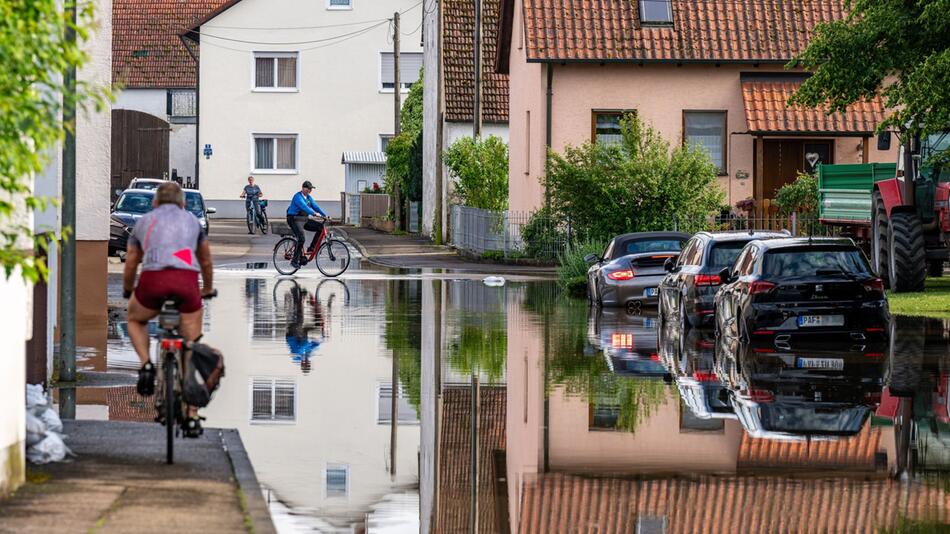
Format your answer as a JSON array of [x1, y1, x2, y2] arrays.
[[526, 58, 792, 65], [179, 33, 200, 186]]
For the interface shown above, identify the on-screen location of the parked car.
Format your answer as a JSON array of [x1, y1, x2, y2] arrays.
[[658, 230, 788, 327], [586, 307, 670, 379], [111, 188, 216, 236], [585, 231, 689, 308], [714, 237, 889, 343], [127, 178, 166, 191], [658, 320, 735, 420], [108, 215, 133, 257]]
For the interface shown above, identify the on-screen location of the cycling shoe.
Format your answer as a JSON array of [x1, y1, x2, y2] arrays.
[[137, 362, 156, 396]]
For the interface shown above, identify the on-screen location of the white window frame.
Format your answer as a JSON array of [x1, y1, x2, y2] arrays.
[[323, 463, 350, 498], [376, 382, 420, 425], [326, 0, 352, 10], [639, 0, 673, 24], [378, 51, 423, 94], [248, 377, 298, 425], [379, 133, 394, 151], [252, 51, 300, 92], [251, 133, 300, 175]]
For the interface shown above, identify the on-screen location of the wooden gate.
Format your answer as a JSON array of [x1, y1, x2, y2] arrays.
[[111, 109, 169, 200]]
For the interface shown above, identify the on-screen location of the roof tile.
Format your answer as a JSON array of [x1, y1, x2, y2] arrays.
[[741, 80, 885, 134], [444, 0, 509, 123]]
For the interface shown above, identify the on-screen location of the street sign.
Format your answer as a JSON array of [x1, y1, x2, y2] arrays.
[[203, 144, 213, 159]]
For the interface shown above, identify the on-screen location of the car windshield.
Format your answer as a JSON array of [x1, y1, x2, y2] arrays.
[[763, 247, 871, 278], [609, 357, 667, 375], [620, 238, 684, 256], [708, 242, 747, 269], [185, 192, 204, 216], [757, 404, 869, 434], [114, 192, 153, 214]]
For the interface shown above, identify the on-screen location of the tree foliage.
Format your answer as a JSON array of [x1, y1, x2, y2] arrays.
[[774, 172, 819, 215], [790, 0, 950, 147], [384, 69, 424, 201], [544, 114, 723, 243], [0, 0, 104, 281], [443, 135, 509, 211]]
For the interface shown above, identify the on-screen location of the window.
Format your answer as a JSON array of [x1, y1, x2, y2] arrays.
[[253, 134, 298, 172], [639, 0, 672, 24], [377, 383, 420, 424], [592, 110, 634, 145], [325, 464, 349, 497], [167, 89, 196, 122], [250, 377, 296, 422], [684, 111, 727, 175], [379, 134, 394, 151], [254, 52, 298, 90], [327, 0, 351, 9], [380, 52, 423, 91]]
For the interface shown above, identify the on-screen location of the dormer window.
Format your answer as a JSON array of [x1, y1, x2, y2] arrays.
[[639, 0, 673, 25]]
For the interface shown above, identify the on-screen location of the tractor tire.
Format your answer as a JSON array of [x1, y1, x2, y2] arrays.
[[871, 191, 889, 284], [928, 259, 944, 278], [887, 211, 927, 292]]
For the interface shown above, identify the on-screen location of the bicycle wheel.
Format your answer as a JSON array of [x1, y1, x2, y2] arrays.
[[273, 237, 300, 275], [315, 239, 351, 277], [259, 210, 269, 234], [246, 209, 255, 234], [165, 356, 175, 465]]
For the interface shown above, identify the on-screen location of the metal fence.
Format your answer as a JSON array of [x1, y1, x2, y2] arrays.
[[672, 212, 841, 237], [449, 204, 570, 259]]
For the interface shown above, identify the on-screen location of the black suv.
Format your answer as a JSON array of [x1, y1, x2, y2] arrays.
[[714, 237, 889, 343], [659, 230, 788, 327]]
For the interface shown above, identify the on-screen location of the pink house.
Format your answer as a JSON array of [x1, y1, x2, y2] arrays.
[[495, 0, 898, 214]]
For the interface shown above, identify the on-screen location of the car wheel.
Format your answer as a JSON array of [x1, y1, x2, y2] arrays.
[[679, 295, 692, 329]]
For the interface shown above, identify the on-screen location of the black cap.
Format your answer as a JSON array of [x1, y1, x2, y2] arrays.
[[302, 180, 313, 189]]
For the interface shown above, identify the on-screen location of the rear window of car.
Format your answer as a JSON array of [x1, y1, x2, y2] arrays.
[[707, 242, 748, 269], [620, 239, 684, 257], [763, 247, 871, 278], [114, 192, 153, 214]]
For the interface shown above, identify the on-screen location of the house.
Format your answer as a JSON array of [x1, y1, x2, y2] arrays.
[[422, 0, 509, 237], [496, 0, 897, 213], [185, 0, 423, 218], [112, 0, 225, 197]]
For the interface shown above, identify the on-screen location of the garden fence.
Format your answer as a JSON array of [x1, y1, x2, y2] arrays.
[[449, 205, 571, 259]]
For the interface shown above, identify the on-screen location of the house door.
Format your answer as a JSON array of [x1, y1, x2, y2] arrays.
[[110, 109, 170, 201], [761, 139, 833, 200]]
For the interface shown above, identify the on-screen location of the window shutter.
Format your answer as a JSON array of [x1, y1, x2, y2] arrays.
[[251, 378, 273, 420], [274, 378, 295, 420], [400, 53, 423, 84], [380, 52, 395, 86]]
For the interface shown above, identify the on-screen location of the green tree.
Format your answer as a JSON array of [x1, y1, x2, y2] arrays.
[[384, 69, 424, 202], [789, 0, 950, 147], [544, 114, 723, 243], [443, 135, 509, 210], [0, 0, 104, 280], [774, 172, 819, 215]]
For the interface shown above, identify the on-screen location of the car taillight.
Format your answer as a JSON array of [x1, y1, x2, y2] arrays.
[[693, 371, 718, 382], [607, 269, 635, 281], [695, 274, 721, 286], [862, 278, 885, 293], [745, 389, 774, 403], [749, 281, 776, 295]]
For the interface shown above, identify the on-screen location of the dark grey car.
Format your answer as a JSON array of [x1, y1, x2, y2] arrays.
[[585, 232, 689, 308]]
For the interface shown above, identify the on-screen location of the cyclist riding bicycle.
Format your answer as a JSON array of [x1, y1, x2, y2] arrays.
[[240, 175, 264, 234], [123, 182, 214, 438], [286, 180, 329, 268]]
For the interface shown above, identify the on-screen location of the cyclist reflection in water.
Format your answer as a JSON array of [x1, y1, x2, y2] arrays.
[[285, 282, 325, 373]]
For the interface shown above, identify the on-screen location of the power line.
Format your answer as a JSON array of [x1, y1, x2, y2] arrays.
[[198, 19, 388, 53], [200, 19, 389, 45], [199, 1, 423, 32]]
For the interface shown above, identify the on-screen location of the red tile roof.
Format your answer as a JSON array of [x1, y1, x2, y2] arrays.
[[513, 0, 846, 63], [519, 473, 950, 533], [738, 425, 883, 471], [742, 80, 886, 134], [113, 0, 229, 88], [444, 0, 509, 123]]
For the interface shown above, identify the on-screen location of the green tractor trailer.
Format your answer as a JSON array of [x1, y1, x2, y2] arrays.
[[818, 131, 950, 292]]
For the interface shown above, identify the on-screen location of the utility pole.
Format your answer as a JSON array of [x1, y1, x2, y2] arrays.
[[390, 280, 399, 481], [60, 0, 78, 407], [470, 3, 483, 531], [393, 11, 403, 231], [473, 0, 482, 139]]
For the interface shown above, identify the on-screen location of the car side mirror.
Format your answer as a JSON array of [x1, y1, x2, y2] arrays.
[[206, 207, 217, 215], [583, 253, 600, 265], [718, 267, 732, 283], [664, 257, 676, 272]]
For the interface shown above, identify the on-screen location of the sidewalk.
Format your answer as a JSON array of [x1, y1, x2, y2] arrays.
[[0, 421, 274, 533], [339, 226, 558, 277]]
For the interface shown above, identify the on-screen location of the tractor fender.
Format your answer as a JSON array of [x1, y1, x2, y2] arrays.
[[874, 178, 905, 216]]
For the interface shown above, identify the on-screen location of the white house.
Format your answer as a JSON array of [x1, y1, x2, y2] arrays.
[[186, 0, 423, 218]]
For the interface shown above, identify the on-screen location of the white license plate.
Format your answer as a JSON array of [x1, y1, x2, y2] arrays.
[[643, 287, 658, 297], [797, 315, 844, 327], [643, 317, 655, 328], [796, 357, 844, 370]]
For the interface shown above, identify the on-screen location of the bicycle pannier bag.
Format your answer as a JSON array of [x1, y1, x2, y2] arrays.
[[183, 343, 225, 407]]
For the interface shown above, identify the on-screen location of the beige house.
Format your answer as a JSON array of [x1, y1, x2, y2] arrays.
[[496, 0, 898, 213]]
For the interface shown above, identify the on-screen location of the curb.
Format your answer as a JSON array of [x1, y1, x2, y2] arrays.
[[220, 429, 277, 534]]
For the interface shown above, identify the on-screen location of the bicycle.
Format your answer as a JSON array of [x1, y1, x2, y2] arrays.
[[154, 290, 216, 464], [245, 199, 268, 235], [272, 217, 351, 277]]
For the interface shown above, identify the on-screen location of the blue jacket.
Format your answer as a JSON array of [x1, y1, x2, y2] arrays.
[[286, 335, 321, 358], [287, 191, 326, 217]]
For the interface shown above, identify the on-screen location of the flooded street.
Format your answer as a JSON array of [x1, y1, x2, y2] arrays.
[[70, 261, 950, 533]]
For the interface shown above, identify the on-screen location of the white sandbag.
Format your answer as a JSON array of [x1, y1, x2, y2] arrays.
[[26, 384, 48, 409], [40, 407, 63, 434], [25, 411, 46, 447], [483, 276, 506, 287], [26, 433, 72, 465]]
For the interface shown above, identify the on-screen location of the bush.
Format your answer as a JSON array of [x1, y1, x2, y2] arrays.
[[444, 135, 509, 210], [521, 206, 568, 260], [557, 240, 605, 296], [544, 114, 723, 243], [774, 172, 819, 215]]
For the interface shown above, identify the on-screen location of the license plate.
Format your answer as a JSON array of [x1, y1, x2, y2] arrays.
[[643, 288, 658, 297], [797, 315, 844, 327], [643, 317, 655, 328], [796, 357, 844, 370]]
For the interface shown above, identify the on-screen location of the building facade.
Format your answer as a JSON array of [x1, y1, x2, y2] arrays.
[[190, 0, 423, 218]]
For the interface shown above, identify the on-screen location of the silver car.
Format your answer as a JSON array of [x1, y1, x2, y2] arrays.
[[586, 231, 689, 308]]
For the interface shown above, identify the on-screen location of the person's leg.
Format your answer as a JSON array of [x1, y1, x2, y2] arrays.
[[307, 223, 323, 252], [127, 295, 159, 365], [288, 216, 305, 264]]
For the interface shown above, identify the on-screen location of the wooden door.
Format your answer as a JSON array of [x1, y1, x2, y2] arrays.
[[762, 139, 804, 200], [110, 109, 169, 201]]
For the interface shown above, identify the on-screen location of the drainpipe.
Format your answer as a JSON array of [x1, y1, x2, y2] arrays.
[[544, 64, 554, 208], [180, 34, 199, 187]]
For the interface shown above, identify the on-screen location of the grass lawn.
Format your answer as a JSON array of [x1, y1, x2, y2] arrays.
[[887, 277, 950, 318]]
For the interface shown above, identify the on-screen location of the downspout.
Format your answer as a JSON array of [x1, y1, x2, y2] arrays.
[[544, 63, 554, 208], [180, 33, 200, 187]]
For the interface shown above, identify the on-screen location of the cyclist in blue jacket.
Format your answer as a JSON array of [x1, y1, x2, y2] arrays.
[[286, 180, 328, 267]]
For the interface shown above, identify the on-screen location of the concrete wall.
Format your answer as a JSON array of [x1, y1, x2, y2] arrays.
[[113, 89, 198, 182], [0, 271, 30, 497], [198, 0, 423, 208]]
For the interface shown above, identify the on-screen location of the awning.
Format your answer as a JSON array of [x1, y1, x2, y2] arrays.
[[741, 81, 886, 135], [341, 151, 386, 165]]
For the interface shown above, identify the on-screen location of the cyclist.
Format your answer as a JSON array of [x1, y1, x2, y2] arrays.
[[286, 180, 328, 268], [122, 181, 214, 438], [240, 175, 264, 233]]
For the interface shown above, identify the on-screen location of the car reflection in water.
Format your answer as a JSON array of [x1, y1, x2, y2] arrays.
[[588, 307, 669, 379], [658, 321, 735, 421], [715, 333, 887, 441]]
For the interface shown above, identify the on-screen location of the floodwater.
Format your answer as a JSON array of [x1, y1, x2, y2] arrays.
[[78, 267, 950, 533]]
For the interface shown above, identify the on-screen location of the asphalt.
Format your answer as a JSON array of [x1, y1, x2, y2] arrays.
[[0, 421, 275, 534]]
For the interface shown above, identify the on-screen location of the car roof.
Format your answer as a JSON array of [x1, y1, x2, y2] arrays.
[[118, 188, 154, 195], [614, 231, 690, 242], [696, 230, 790, 242], [751, 237, 857, 250], [130, 178, 164, 182]]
